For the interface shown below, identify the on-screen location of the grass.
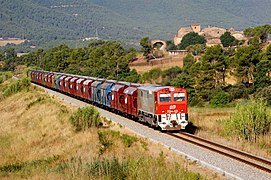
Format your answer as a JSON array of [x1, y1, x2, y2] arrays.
[[0, 80, 221, 179], [189, 105, 271, 158], [1, 77, 30, 98]]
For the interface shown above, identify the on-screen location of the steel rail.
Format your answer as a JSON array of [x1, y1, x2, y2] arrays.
[[167, 132, 271, 173]]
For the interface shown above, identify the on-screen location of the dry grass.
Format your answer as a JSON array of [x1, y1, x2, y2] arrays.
[[130, 54, 185, 74], [0, 85, 222, 179], [189, 107, 271, 159]]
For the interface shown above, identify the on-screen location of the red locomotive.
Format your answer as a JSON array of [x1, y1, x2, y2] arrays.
[[138, 85, 188, 130], [29, 70, 189, 131]]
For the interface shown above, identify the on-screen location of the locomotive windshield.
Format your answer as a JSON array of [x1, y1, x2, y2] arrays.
[[159, 93, 171, 102], [174, 92, 185, 101]]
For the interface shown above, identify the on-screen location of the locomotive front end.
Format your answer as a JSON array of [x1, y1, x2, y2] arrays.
[[138, 85, 189, 131], [156, 88, 188, 131]]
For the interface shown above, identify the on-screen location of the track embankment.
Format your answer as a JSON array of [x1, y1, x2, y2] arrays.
[[33, 82, 271, 180]]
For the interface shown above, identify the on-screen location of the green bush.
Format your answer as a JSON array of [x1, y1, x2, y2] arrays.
[[224, 99, 271, 142], [142, 68, 162, 83], [210, 91, 230, 107], [0, 71, 13, 82], [254, 85, 271, 106], [97, 130, 138, 154], [2, 77, 30, 97], [69, 106, 101, 132], [225, 83, 253, 100], [97, 131, 114, 155], [121, 134, 137, 148]]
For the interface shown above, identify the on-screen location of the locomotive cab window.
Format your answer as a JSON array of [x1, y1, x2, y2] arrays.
[[159, 93, 171, 102], [174, 92, 185, 102]]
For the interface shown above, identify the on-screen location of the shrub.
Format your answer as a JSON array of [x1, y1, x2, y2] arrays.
[[210, 91, 230, 107], [224, 83, 253, 100], [2, 77, 30, 97], [0, 71, 12, 83], [254, 85, 271, 106], [69, 106, 101, 132], [97, 131, 114, 155], [97, 130, 138, 154], [224, 99, 271, 142], [121, 134, 137, 148], [142, 68, 162, 83]]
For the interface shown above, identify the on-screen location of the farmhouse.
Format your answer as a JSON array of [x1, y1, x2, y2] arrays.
[[173, 24, 201, 45], [173, 24, 246, 46]]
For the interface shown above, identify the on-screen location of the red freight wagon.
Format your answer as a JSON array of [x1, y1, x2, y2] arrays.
[[34, 71, 40, 83], [137, 85, 188, 131], [51, 73, 57, 89], [75, 78, 86, 98], [45, 73, 52, 87], [37, 71, 43, 84], [64, 76, 73, 93], [111, 84, 128, 113], [48, 73, 55, 89], [82, 79, 93, 100], [59, 75, 67, 92], [69, 77, 79, 95], [30, 71, 36, 82], [123, 86, 139, 118], [42, 71, 49, 86]]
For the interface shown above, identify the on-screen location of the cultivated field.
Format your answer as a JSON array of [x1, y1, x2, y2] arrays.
[[0, 38, 26, 47]]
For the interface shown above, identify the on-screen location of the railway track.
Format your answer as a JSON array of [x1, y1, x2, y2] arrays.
[[167, 132, 271, 173]]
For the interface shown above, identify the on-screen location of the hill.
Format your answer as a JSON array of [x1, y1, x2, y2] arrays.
[[0, 0, 270, 48]]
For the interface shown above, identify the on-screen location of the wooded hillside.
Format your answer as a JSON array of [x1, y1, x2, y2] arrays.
[[0, 0, 270, 48]]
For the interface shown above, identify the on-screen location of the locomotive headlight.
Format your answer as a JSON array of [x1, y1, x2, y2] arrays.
[[162, 110, 165, 113], [181, 109, 184, 112]]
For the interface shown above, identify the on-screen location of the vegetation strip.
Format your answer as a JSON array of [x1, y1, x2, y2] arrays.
[[167, 132, 271, 173]]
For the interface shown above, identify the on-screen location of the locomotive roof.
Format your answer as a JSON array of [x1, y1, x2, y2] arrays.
[[138, 85, 172, 92]]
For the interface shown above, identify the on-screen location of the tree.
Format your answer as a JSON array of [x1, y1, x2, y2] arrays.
[[166, 40, 177, 50], [220, 32, 238, 47], [234, 45, 260, 85], [140, 37, 152, 59], [244, 24, 271, 43], [254, 44, 271, 89], [186, 44, 205, 56], [201, 45, 228, 86], [178, 32, 206, 50]]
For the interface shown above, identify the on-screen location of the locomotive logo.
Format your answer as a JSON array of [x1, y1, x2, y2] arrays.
[[169, 105, 176, 110]]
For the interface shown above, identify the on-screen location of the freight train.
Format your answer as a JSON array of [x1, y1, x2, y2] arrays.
[[29, 70, 188, 131]]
